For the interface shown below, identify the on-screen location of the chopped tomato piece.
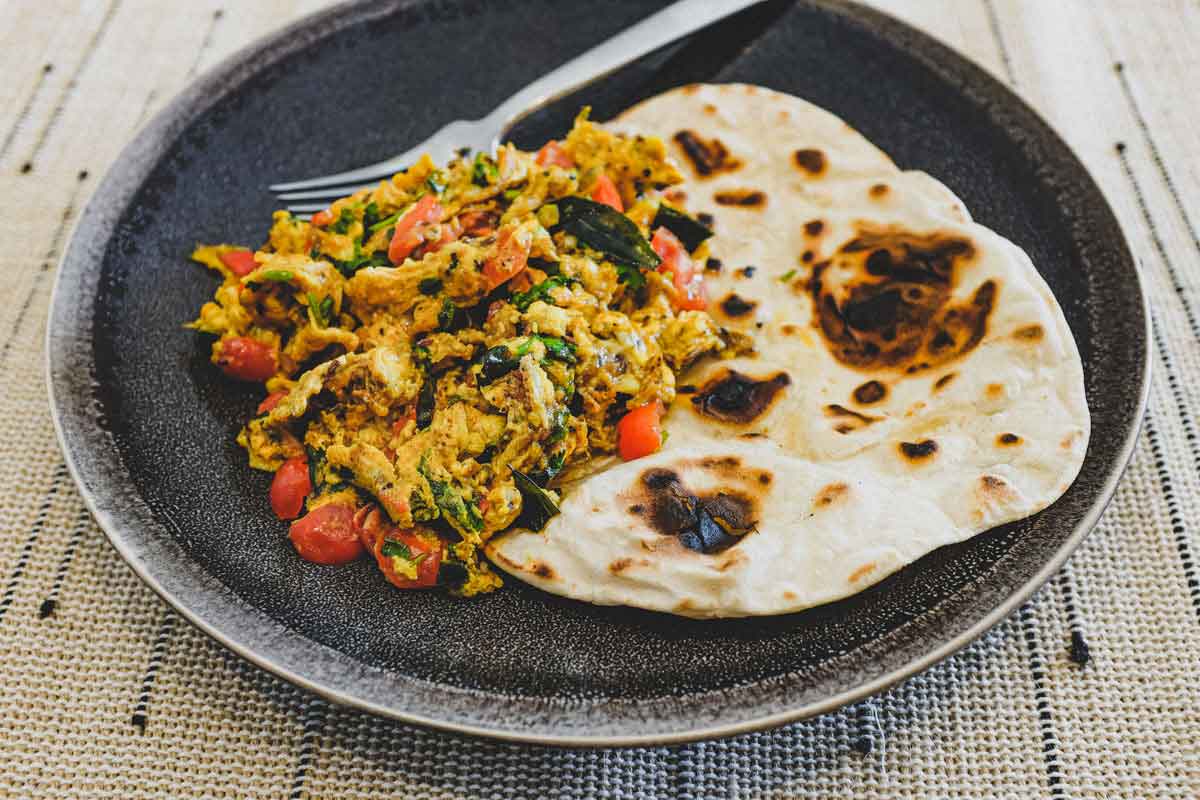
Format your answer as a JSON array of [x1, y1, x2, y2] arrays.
[[483, 225, 531, 289], [388, 193, 445, 264], [617, 401, 664, 461], [270, 457, 312, 520], [257, 391, 287, 415], [370, 527, 441, 589], [391, 405, 417, 435], [215, 337, 276, 382], [535, 140, 574, 169], [590, 173, 623, 212], [289, 504, 362, 565], [652, 227, 707, 311], [413, 220, 459, 259], [310, 209, 334, 228], [458, 209, 499, 238], [218, 249, 258, 277]]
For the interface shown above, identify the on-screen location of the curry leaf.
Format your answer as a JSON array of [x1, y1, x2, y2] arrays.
[[553, 196, 660, 270], [512, 467, 561, 531]]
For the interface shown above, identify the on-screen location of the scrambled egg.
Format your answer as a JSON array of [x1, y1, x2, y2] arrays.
[[188, 112, 743, 595]]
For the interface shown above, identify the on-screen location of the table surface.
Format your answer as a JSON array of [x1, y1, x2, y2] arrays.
[[1, 1, 1197, 797]]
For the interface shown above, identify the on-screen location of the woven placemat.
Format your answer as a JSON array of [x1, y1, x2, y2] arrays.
[[1, 1, 1197, 797]]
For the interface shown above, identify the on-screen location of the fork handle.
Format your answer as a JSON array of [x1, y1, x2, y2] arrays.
[[484, 0, 764, 144]]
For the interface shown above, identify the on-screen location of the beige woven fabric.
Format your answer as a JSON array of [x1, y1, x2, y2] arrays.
[[0, 0, 1197, 797]]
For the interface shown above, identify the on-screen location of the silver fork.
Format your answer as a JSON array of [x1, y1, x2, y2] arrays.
[[271, 0, 762, 215]]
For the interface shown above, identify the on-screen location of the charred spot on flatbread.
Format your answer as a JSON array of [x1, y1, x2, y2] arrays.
[[825, 404, 880, 434], [631, 468, 758, 555], [793, 148, 827, 176], [810, 226, 995, 372], [698, 455, 741, 472], [673, 130, 742, 177], [804, 220, 825, 237], [933, 372, 957, 392], [719, 293, 757, 318], [801, 250, 815, 263], [1014, 324, 1044, 341], [813, 482, 849, 508], [531, 561, 555, 579], [691, 369, 790, 425], [899, 439, 938, 461], [714, 189, 766, 208], [609, 557, 634, 575], [852, 380, 887, 405], [848, 562, 877, 583], [997, 432, 1022, 446], [869, 183, 890, 199]]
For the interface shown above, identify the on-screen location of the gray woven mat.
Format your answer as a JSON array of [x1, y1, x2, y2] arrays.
[[1, 1, 1197, 797]]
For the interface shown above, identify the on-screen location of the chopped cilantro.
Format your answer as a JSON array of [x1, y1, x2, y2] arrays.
[[614, 262, 647, 290], [509, 275, 577, 311], [261, 269, 294, 282], [307, 293, 334, 327], [471, 153, 498, 186], [426, 171, 447, 195], [361, 202, 382, 233], [779, 269, 797, 282], [329, 208, 356, 234]]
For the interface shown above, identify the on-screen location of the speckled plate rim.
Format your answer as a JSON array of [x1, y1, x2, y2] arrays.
[[46, 0, 1150, 746]]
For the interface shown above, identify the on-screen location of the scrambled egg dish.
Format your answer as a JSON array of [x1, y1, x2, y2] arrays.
[[188, 112, 746, 595]]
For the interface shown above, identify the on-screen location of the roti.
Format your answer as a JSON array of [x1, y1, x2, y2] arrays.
[[486, 84, 1090, 618]]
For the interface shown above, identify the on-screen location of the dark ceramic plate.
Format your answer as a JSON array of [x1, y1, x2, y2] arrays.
[[48, 0, 1148, 745]]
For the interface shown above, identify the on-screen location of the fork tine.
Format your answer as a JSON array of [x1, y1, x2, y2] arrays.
[[284, 202, 331, 215], [269, 152, 416, 193], [276, 185, 373, 203]]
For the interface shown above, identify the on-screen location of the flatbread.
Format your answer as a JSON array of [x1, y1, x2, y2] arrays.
[[487, 84, 1089, 617]]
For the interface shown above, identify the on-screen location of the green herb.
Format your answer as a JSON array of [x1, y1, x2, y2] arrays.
[[409, 485, 437, 522], [412, 344, 432, 364], [418, 457, 484, 533], [779, 269, 797, 282], [509, 274, 577, 311], [306, 446, 326, 490], [426, 171, 447, 195], [503, 188, 522, 201], [261, 269, 294, 282], [416, 375, 435, 429], [380, 539, 428, 563], [471, 153, 498, 186], [614, 262, 647, 290], [551, 196, 661, 270], [477, 335, 576, 384], [650, 204, 714, 252], [332, 247, 391, 278], [304, 446, 347, 492], [534, 335, 577, 364], [369, 210, 404, 233], [308, 245, 322, 260], [478, 344, 519, 384], [307, 292, 335, 328], [529, 450, 566, 486], [437, 298, 469, 332], [418, 277, 444, 295], [547, 407, 570, 444], [511, 467, 561, 531], [329, 208, 356, 235], [361, 202, 382, 233]]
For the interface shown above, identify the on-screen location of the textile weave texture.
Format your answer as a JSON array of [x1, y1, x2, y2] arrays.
[[1, 1, 1197, 797]]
